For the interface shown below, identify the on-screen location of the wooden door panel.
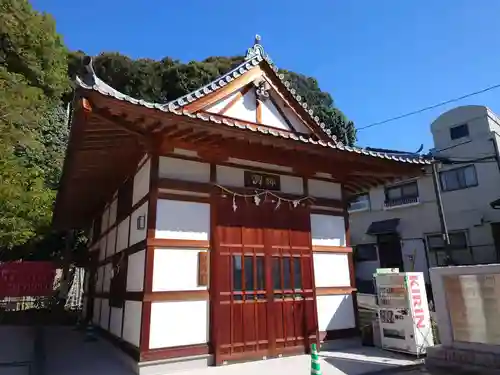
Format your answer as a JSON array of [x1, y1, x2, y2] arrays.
[[213, 194, 316, 364]]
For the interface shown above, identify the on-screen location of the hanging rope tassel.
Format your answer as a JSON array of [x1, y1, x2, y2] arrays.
[[310, 343, 322, 375]]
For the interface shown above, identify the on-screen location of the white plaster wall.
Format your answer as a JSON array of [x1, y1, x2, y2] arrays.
[[308, 179, 342, 200], [103, 263, 112, 293], [127, 250, 145, 292], [122, 301, 142, 347], [156, 200, 210, 241], [311, 214, 346, 247], [100, 298, 110, 330], [109, 198, 118, 227], [106, 228, 116, 258], [133, 158, 151, 206], [129, 202, 148, 246], [281, 175, 304, 195], [153, 249, 208, 292], [317, 294, 356, 332], [101, 206, 110, 233], [93, 297, 102, 325], [116, 217, 130, 252], [260, 97, 292, 131], [216, 166, 244, 187], [96, 266, 104, 293], [109, 307, 123, 338], [224, 89, 257, 123], [99, 237, 107, 261], [206, 90, 240, 114], [149, 300, 209, 349], [313, 253, 351, 287], [282, 105, 312, 134], [159, 157, 210, 183], [173, 148, 199, 158]]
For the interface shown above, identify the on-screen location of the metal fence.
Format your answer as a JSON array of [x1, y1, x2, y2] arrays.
[[427, 244, 499, 267]]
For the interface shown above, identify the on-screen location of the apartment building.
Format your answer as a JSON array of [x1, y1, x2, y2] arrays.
[[350, 105, 500, 292]]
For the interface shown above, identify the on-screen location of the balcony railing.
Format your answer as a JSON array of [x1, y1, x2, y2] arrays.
[[348, 201, 370, 212], [384, 196, 419, 209]]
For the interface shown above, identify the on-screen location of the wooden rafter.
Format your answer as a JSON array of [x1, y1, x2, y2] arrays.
[[185, 67, 262, 113], [219, 85, 252, 115]]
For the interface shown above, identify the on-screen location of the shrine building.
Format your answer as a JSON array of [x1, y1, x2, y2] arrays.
[[53, 36, 431, 374]]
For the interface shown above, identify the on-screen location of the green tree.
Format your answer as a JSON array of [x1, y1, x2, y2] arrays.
[[0, 0, 70, 255], [81, 53, 357, 144]]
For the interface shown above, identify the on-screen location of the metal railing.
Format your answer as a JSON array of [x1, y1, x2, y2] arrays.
[[428, 243, 499, 267], [384, 196, 420, 208]]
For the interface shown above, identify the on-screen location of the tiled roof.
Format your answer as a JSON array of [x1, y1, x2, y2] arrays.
[[75, 44, 432, 166], [163, 36, 343, 145]]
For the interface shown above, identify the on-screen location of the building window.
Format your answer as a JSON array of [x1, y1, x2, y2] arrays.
[[449, 123, 469, 141], [384, 182, 419, 208], [354, 244, 378, 262], [440, 165, 477, 192], [426, 231, 472, 266], [272, 257, 302, 291], [348, 193, 370, 212]]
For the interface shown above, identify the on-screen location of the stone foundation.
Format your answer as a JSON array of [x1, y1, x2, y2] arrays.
[[426, 345, 500, 374]]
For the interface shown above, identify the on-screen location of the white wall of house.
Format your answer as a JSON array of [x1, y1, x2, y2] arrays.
[[350, 105, 500, 285]]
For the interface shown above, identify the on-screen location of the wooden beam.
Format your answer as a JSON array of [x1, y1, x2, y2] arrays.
[[256, 98, 262, 124], [219, 85, 252, 115], [185, 67, 263, 113], [91, 105, 147, 138]]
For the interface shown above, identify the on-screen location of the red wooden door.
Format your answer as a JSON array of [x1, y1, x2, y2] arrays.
[[212, 194, 317, 365]]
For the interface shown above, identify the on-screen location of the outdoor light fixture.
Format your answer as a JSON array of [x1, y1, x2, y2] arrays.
[[137, 215, 146, 230]]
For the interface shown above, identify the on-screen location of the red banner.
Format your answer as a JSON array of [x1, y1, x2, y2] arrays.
[[0, 261, 56, 298]]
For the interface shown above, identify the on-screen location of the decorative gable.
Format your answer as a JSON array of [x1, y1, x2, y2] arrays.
[[203, 79, 312, 134], [165, 35, 334, 141]]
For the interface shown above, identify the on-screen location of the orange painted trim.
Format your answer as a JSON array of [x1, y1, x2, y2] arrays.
[[312, 245, 353, 253], [256, 99, 262, 124], [185, 67, 262, 113], [147, 238, 210, 249], [219, 85, 252, 115], [143, 290, 209, 302], [316, 287, 356, 296]]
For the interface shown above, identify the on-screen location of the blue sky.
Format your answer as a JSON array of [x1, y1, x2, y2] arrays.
[[33, 0, 500, 151]]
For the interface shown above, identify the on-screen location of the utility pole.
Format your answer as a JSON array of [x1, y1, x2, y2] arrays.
[[430, 162, 453, 265]]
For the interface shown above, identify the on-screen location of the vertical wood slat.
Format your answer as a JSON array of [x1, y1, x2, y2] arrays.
[[213, 193, 315, 363]]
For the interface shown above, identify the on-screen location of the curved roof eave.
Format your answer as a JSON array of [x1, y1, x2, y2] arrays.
[[74, 49, 433, 166]]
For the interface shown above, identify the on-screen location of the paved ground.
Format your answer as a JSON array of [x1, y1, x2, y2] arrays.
[[40, 326, 425, 375], [0, 326, 35, 375]]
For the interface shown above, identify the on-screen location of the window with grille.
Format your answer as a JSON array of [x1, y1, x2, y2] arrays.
[[440, 165, 477, 192]]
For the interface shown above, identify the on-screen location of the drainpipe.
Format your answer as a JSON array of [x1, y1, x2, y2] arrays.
[[490, 134, 500, 172], [430, 162, 453, 265]]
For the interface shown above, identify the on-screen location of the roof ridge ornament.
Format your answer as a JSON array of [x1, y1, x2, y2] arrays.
[[245, 34, 265, 60], [80, 55, 97, 86]]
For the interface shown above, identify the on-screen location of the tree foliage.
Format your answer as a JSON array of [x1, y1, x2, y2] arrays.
[[69, 53, 356, 144], [0, 0, 68, 255], [0, 0, 356, 259]]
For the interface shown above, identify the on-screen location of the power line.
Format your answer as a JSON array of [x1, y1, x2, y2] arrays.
[[358, 83, 500, 131]]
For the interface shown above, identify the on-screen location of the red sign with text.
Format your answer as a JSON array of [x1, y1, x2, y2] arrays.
[[0, 262, 56, 298]]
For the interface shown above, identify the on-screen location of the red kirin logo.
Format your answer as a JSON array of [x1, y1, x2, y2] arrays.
[[408, 275, 425, 329]]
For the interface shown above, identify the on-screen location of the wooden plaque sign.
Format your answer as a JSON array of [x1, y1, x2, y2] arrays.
[[198, 251, 209, 287], [244, 171, 281, 191]]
